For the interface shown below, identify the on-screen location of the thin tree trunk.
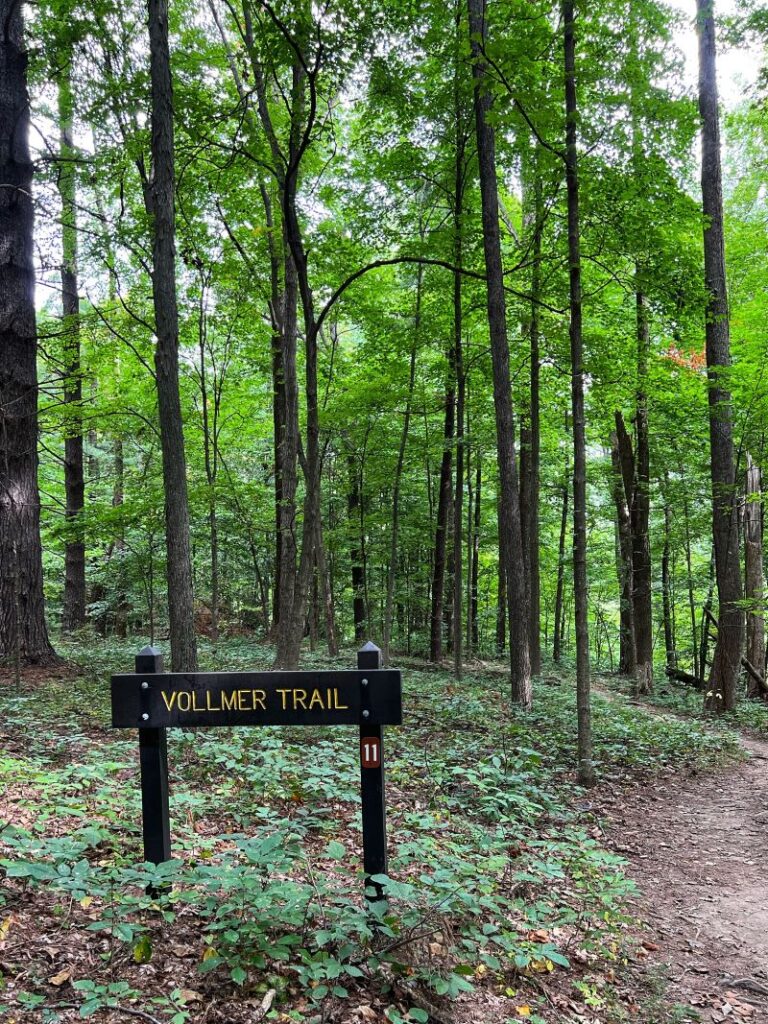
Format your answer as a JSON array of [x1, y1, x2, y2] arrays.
[[348, 454, 366, 642], [697, 0, 744, 711], [468, 0, 531, 705], [632, 288, 653, 693], [524, 146, 543, 675], [316, 515, 338, 656], [145, 0, 197, 671], [563, 0, 595, 783], [471, 453, 481, 651], [58, 49, 86, 633], [113, 437, 128, 638], [745, 455, 765, 698], [275, 251, 300, 651], [383, 274, 420, 666], [0, 0, 57, 665], [430, 373, 455, 661], [553, 432, 570, 664], [683, 486, 700, 679], [662, 482, 676, 670]]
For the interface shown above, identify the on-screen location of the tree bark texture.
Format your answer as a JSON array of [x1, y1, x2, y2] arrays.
[[468, 0, 531, 707], [696, 0, 744, 712], [553, 463, 569, 664], [0, 0, 57, 665], [430, 367, 454, 662], [146, 0, 197, 671], [632, 290, 653, 693], [563, 0, 595, 784], [611, 430, 636, 677], [744, 456, 765, 699], [383, 276, 420, 666], [347, 455, 367, 642], [58, 52, 86, 633], [662, 491, 676, 669], [523, 147, 543, 675]]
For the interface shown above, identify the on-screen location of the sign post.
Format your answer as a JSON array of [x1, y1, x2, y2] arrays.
[[135, 645, 171, 867], [358, 642, 387, 904], [112, 643, 402, 899]]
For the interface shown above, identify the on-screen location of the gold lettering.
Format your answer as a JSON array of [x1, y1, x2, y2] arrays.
[[276, 689, 290, 710], [252, 689, 267, 711], [161, 691, 177, 711], [221, 690, 238, 711], [192, 691, 205, 712], [177, 691, 191, 712], [206, 691, 221, 712], [308, 688, 325, 710], [333, 688, 349, 710], [292, 688, 308, 710], [237, 689, 250, 711]]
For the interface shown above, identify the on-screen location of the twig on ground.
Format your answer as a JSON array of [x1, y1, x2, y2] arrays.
[[52, 1004, 164, 1024]]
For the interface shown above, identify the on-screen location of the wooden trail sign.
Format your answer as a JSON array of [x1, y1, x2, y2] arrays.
[[111, 642, 401, 900]]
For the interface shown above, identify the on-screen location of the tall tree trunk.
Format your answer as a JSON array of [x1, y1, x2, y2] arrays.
[[113, 436, 128, 638], [275, 252, 300, 650], [563, 0, 595, 784], [682, 485, 700, 679], [632, 288, 653, 693], [696, 0, 744, 711], [468, 0, 531, 706], [523, 146, 543, 675], [662, 482, 676, 670], [470, 450, 481, 653], [261, 182, 286, 635], [0, 0, 57, 665], [745, 455, 765, 699], [383, 274, 420, 666], [275, 53, 324, 670], [611, 430, 636, 676], [452, 157, 465, 678], [146, 0, 197, 671], [553, 435, 570, 664], [347, 454, 366, 642], [58, 49, 86, 633], [430, 368, 455, 661], [316, 515, 338, 656]]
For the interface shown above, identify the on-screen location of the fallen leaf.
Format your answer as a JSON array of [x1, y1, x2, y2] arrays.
[[48, 968, 72, 987], [177, 989, 204, 1004], [641, 941, 659, 951], [0, 915, 14, 945], [79, 896, 93, 909], [170, 944, 196, 958], [516, 1008, 532, 1017]]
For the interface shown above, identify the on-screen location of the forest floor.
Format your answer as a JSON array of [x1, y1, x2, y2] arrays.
[[1, 640, 767, 1024]]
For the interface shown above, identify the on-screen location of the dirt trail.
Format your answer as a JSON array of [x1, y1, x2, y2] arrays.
[[601, 732, 768, 1021]]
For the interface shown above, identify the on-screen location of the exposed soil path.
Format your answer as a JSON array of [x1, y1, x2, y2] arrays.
[[600, 730, 768, 1022]]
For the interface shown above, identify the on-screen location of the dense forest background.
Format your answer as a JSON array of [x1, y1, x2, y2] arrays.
[[4, 0, 768, 751]]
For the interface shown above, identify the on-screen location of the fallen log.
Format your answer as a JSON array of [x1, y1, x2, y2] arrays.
[[741, 656, 768, 694], [665, 666, 705, 689]]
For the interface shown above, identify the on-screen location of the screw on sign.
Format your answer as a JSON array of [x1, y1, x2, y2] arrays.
[[360, 736, 381, 768]]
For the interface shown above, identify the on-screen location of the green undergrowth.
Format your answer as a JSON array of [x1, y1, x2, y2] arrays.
[[0, 639, 743, 1023], [601, 667, 768, 739]]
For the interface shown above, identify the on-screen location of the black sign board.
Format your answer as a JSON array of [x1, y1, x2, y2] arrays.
[[111, 669, 402, 729], [111, 642, 401, 904]]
